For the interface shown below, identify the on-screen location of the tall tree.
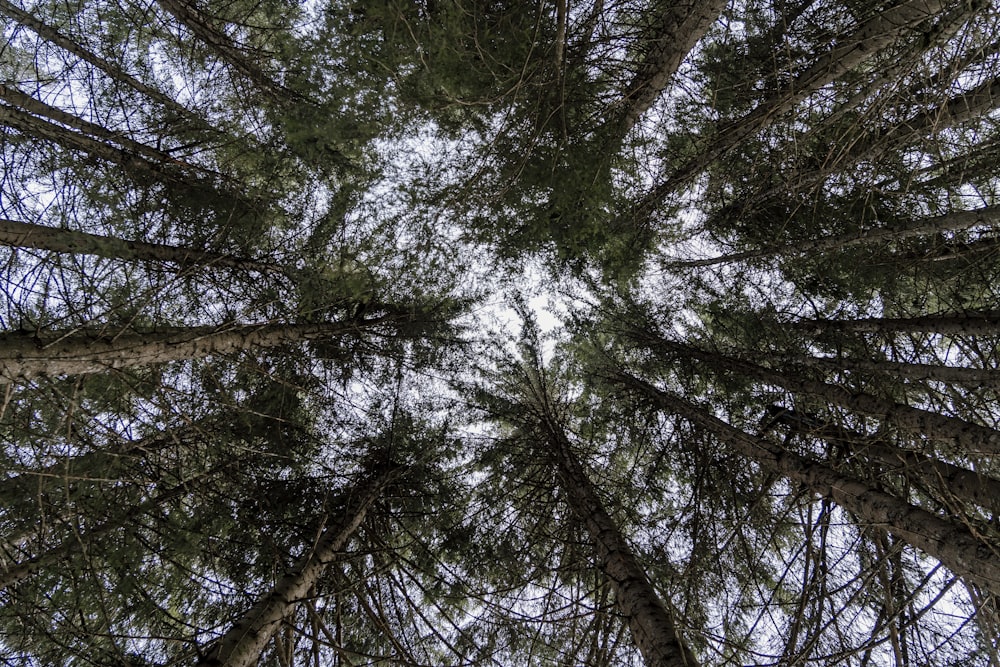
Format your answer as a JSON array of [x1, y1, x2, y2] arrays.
[[198, 459, 405, 667], [477, 331, 700, 666], [3, 0, 999, 662]]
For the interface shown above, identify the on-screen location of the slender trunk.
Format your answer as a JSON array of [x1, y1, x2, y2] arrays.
[[540, 416, 699, 667], [666, 341, 1000, 456], [759, 349, 1000, 389], [0, 83, 205, 171], [0, 0, 203, 124], [762, 407, 1000, 513], [613, 0, 727, 139], [667, 204, 1000, 268], [197, 462, 404, 667], [0, 219, 287, 275], [0, 315, 402, 381], [623, 374, 1000, 595], [809, 5, 977, 138], [914, 136, 1000, 190], [888, 236, 1000, 264], [0, 103, 209, 188], [906, 35, 1000, 103], [629, 0, 960, 212], [0, 469, 216, 590], [775, 74, 1000, 197], [154, 0, 300, 102], [792, 311, 1000, 337], [554, 0, 566, 74]]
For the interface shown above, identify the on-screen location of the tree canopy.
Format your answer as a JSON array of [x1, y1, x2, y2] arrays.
[[1, 0, 999, 664]]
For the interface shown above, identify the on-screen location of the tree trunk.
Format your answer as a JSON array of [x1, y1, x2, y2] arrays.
[[759, 349, 1000, 389], [197, 461, 404, 667], [808, 6, 978, 139], [0, 82, 205, 171], [0, 315, 403, 381], [667, 204, 1000, 268], [0, 0, 207, 125], [889, 236, 1000, 265], [0, 219, 287, 274], [0, 103, 209, 189], [774, 74, 1000, 198], [663, 340, 1000, 456], [792, 311, 1000, 337], [629, 0, 960, 213], [622, 374, 1000, 596], [539, 416, 699, 667], [154, 0, 300, 102], [612, 0, 727, 139], [762, 406, 1000, 513]]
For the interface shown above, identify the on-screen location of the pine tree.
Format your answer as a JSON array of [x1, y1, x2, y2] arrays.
[[2, 0, 999, 663]]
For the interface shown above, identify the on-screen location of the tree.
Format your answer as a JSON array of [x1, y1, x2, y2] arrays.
[[197, 459, 406, 667], [0, 313, 419, 381], [476, 333, 700, 666], [2, 0, 999, 663]]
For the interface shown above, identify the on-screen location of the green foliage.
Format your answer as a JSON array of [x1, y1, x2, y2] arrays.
[[2, 0, 999, 664]]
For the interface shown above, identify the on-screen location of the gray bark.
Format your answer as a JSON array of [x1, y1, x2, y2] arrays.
[[623, 374, 1000, 595], [667, 204, 1000, 268], [773, 74, 1000, 198], [629, 0, 963, 215], [0, 219, 286, 274], [0, 0, 201, 121], [612, 0, 728, 139], [541, 414, 699, 667], [197, 462, 403, 667], [759, 350, 1000, 389], [0, 103, 206, 187], [0, 83, 202, 170], [661, 340, 1000, 456], [154, 0, 301, 102], [762, 406, 1000, 514], [0, 315, 401, 381]]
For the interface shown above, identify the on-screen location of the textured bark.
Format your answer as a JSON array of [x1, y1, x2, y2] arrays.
[[612, 0, 727, 139], [629, 0, 961, 213], [760, 349, 1000, 389], [793, 311, 1000, 337], [540, 417, 698, 667], [762, 407, 1000, 513], [771, 74, 1000, 198], [0, 315, 401, 381], [664, 340, 1000, 456], [197, 462, 403, 667], [624, 375, 1000, 595], [0, 219, 286, 274], [809, 6, 978, 137], [892, 236, 1000, 264], [667, 204, 1000, 268], [0, 103, 206, 187]]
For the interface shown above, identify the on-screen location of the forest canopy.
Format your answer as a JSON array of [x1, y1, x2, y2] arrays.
[[1, 0, 999, 664]]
